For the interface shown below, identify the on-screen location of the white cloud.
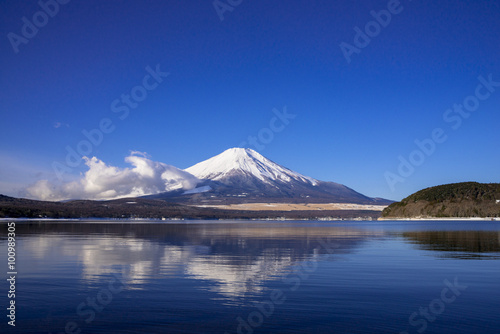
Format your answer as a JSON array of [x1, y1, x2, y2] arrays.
[[25, 152, 199, 201]]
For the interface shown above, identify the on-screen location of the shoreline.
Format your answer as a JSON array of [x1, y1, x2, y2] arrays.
[[1, 217, 499, 222], [378, 217, 500, 221]]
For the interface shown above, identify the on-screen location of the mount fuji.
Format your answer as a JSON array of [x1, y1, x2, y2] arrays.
[[149, 148, 391, 205], [186, 148, 318, 187]]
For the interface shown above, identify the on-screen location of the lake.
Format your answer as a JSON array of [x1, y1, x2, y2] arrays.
[[1, 220, 499, 333]]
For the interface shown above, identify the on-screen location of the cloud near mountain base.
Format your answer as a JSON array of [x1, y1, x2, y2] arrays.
[[25, 152, 199, 201]]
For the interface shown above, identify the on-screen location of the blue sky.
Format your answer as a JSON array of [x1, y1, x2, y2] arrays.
[[1, 0, 499, 201]]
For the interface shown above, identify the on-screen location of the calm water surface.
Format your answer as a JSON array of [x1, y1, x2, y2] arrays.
[[1, 220, 499, 333]]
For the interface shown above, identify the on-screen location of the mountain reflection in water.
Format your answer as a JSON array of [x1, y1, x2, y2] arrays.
[[3, 220, 500, 334], [14, 222, 383, 298]]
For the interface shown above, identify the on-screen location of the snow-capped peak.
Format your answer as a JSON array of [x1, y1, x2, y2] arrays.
[[185, 148, 318, 185]]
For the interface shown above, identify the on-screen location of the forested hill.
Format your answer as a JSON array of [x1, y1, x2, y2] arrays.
[[382, 182, 500, 218]]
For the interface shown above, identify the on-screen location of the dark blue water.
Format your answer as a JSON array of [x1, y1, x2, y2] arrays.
[[1, 220, 499, 333]]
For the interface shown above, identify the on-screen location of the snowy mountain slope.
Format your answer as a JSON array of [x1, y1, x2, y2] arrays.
[[185, 148, 318, 186]]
